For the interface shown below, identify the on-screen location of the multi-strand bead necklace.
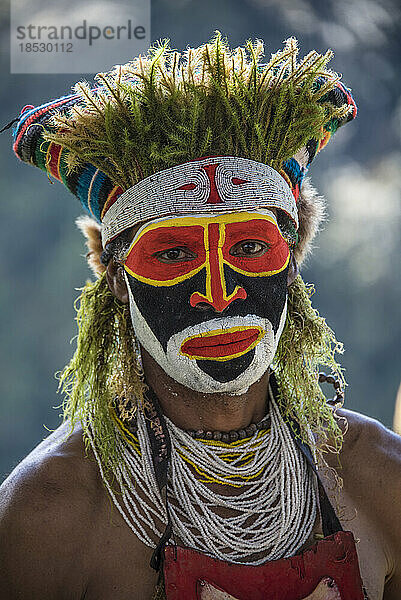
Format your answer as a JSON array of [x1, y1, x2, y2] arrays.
[[87, 388, 318, 565]]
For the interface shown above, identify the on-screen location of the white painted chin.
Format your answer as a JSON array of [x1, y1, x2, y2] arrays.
[[126, 284, 287, 395]]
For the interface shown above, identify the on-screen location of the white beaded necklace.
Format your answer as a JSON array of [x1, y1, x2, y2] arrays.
[[87, 390, 317, 565]]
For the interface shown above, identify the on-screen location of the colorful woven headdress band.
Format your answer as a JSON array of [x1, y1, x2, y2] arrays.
[[12, 36, 357, 248]]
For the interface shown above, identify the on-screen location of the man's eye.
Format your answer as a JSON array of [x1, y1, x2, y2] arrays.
[[230, 240, 270, 257], [155, 247, 197, 263]]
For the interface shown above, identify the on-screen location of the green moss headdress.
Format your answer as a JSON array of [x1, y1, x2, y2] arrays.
[[13, 35, 356, 252], [12, 35, 357, 469]]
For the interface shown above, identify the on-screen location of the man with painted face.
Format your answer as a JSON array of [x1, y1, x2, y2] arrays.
[[1, 36, 401, 600], [123, 199, 290, 393]]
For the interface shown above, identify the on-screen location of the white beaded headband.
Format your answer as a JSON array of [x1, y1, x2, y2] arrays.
[[101, 156, 298, 247]]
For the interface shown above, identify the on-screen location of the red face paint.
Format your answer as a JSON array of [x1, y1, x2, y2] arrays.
[[189, 222, 247, 313], [180, 326, 264, 360], [125, 223, 206, 283], [123, 212, 290, 392], [222, 218, 290, 275], [124, 213, 290, 287]]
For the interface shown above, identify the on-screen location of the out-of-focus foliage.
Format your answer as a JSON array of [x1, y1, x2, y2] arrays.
[[0, 0, 400, 480]]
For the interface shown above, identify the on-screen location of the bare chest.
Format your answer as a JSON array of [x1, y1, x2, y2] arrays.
[[82, 498, 388, 600]]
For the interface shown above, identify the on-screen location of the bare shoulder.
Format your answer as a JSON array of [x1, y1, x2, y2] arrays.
[[0, 421, 103, 599], [335, 407, 401, 486], [0, 420, 102, 520], [0, 422, 157, 600], [332, 408, 401, 508], [329, 409, 401, 597]]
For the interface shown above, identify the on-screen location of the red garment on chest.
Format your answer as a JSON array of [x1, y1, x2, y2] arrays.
[[163, 531, 365, 600]]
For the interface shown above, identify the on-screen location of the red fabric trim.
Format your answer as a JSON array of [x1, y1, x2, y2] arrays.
[[48, 143, 62, 181], [13, 95, 79, 155], [291, 183, 300, 203], [336, 82, 358, 119], [163, 532, 365, 600], [101, 185, 124, 219]]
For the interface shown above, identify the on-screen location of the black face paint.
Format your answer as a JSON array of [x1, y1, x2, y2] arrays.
[[124, 211, 290, 395], [125, 264, 288, 383]]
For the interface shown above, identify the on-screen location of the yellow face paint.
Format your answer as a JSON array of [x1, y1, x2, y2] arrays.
[[124, 213, 290, 310], [123, 210, 290, 395]]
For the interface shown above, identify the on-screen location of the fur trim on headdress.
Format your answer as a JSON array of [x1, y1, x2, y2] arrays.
[[76, 215, 106, 277], [293, 178, 325, 265]]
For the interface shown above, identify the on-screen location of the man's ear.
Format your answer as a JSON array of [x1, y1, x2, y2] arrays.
[[106, 257, 129, 304], [287, 252, 299, 286]]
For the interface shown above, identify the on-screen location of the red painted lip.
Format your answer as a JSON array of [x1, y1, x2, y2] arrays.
[[180, 327, 262, 359]]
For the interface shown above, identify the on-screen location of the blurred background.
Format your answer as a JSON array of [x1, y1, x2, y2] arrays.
[[0, 0, 400, 481]]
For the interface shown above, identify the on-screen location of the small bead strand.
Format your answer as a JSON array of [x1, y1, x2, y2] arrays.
[[318, 371, 344, 404]]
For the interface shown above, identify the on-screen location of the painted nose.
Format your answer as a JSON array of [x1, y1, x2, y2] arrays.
[[190, 223, 247, 312], [190, 281, 247, 312]]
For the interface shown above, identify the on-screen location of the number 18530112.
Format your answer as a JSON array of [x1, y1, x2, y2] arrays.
[[19, 42, 73, 52]]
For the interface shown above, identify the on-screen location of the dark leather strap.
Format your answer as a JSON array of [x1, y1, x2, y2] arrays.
[[143, 387, 174, 571], [151, 517, 173, 572], [144, 387, 171, 490], [269, 371, 343, 537]]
